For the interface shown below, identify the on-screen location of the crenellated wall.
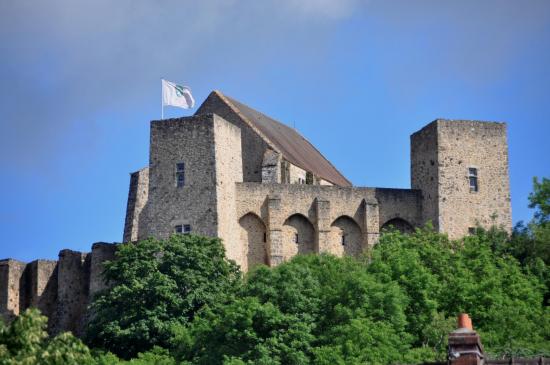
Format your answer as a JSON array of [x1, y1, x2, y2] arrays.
[[0, 243, 117, 335]]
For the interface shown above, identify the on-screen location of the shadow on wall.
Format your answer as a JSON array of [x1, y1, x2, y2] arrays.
[[282, 214, 315, 261], [239, 213, 268, 272], [329, 216, 362, 257], [381, 218, 414, 234]]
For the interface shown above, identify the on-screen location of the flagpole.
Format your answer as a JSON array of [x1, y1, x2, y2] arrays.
[[161, 78, 164, 120]]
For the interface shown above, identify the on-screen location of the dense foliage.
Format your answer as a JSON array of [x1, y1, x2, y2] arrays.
[[1, 177, 548, 364], [181, 254, 420, 364], [0, 308, 177, 364], [0, 308, 94, 365], [85, 234, 241, 358], [177, 227, 549, 364]]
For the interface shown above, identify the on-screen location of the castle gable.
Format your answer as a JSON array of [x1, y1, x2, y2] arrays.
[[196, 91, 351, 187]]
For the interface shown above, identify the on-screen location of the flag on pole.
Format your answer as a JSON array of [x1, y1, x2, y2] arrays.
[[162, 79, 195, 109]]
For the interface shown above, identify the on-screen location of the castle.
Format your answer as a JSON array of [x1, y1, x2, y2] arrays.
[[0, 90, 512, 333]]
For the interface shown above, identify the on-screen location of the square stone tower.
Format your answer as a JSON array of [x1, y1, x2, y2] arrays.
[[144, 113, 244, 262], [411, 120, 512, 239]]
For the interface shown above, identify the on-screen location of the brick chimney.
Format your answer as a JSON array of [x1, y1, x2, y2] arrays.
[[448, 313, 485, 365]]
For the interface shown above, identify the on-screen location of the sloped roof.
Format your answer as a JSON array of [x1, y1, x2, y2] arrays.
[[211, 91, 351, 187]]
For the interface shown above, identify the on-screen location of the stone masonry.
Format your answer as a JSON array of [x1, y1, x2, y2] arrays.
[[122, 91, 511, 270], [411, 120, 511, 239], [0, 243, 117, 335], [1, 90, 512, 334]]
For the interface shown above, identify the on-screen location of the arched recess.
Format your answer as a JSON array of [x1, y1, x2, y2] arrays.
[[381, 218, 414, 234], [329, 216, 363, 257], [282, 214, 315, 261], [239, 213, 267, 272]]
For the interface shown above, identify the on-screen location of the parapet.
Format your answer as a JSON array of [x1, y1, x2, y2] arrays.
[[0, 242, 119, 335]]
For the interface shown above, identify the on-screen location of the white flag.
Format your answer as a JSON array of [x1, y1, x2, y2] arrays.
[[162, 79, 195, 109]]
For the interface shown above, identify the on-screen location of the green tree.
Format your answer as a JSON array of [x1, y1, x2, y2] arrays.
[[510, 177, 550, 264], [368, 226, 550, 359], [0, 308, 94, 365], [85, 234, 241, 358], [508, 177, 550, 301], [529, 177, 550, 223], [182, 255, 419, 365]]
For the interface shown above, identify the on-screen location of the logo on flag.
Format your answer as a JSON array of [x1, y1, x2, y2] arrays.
[[162, 79, 195, 110]]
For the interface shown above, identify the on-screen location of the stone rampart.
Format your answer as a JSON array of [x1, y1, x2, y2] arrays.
[[0, 242, 117, 336]]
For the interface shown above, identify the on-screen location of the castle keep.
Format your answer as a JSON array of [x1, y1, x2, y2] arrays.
[[124, 91, 512, 270], [1, 90, 512, 332]]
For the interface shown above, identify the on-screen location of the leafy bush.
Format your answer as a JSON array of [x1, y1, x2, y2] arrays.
[[183, 254, 431, 364], [0, 308, 94, 365], [179, 226, 548, 364], [368, 227, 550, 358], [85, 234, 240, 358]]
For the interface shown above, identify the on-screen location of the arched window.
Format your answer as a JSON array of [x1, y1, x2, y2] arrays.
[[330, 216, 363, 257], [380, 218, 414, 234], [282, 214, 315, 261], [239, 213, 268, 272]]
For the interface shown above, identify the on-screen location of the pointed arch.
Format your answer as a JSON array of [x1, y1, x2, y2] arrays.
[[381, 218, 414, 234], [329, 215, 363, 257], [282, 213, 315, 261], [239, 213, 268, 272]]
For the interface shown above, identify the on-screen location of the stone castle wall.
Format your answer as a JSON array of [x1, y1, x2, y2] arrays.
[[233, 183, 423, 269], [213, 114, 244, 264], [437, 120, 511, 238], [123, 167, 149, 242], [196, 92, 270, 183], [145, 114, 223, 240], [411, 120, 512, 239], [122, 116, 511, 269], [0, 243, 117, 335], [411, 120, 440, 230]]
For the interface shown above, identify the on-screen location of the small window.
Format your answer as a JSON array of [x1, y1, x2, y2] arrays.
[[176, 162, 185, 187], [468, 227, 476, 235], [305, 171, 314, 185], [263, 232, 267, 243], [294, 233, 299, 244], [341, 234, 346, 246], [468, 168, 478, 192], [175, 224, 191, 234]]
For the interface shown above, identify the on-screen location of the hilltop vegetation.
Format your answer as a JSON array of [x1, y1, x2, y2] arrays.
[[1, 177, 549, 365]]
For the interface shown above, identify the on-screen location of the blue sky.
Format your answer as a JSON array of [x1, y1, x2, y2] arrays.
[[1, 0, 549, 261]]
